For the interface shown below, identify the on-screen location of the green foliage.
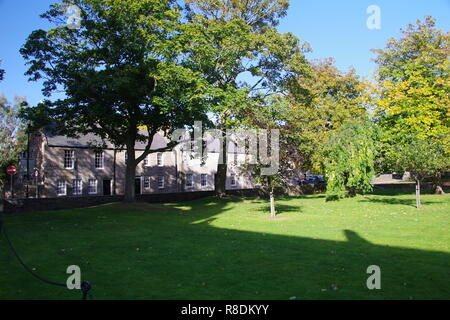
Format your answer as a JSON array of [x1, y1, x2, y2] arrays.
[[20, 0, 208, 144], [183, 0, 311, 128], [390, 135, 448, 182], [287, 58, 371, 173], [373, 16, 450, 168], [323, 120, 379, 200], [185, 0, 290, 30], [0, 95, 27, 192]]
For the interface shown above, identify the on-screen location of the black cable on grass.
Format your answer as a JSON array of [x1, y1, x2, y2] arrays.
[[0, 219, 93, 299]]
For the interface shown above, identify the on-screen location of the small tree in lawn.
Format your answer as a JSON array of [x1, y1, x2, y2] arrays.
[[242, 96, 298, 219], [391, 136, 448, 208], [322, 120, 379, 201], [251, 145, 283, 219]]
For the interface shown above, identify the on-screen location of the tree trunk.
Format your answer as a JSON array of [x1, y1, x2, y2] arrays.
[[124, 146, 137, 203], [215, 164, 227, 197], [270, 188, 276, 219], [215, 130, 227, 198], [415, 179, 421, 209]]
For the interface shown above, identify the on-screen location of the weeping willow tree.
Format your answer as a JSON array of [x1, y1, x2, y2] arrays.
[[322, 120, 379, 201]]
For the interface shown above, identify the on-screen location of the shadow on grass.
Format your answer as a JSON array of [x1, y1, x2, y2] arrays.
[[358, 197, 441, 208], [277, 194, 326, 201], [256, 204, 302, 214], [371, 186, 450, 196], [0, 196, 449, 300]]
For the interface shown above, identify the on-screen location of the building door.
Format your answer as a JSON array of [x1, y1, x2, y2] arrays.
[[103, 180, 112, 196], [135, 178, 142, 195]]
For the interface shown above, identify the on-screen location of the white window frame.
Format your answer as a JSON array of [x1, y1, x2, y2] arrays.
[[185, 173, 193, 188], [143, 155, 149, 167], [57, 180, 67, 196], [64, 150, 75, 169], [95, 152, 104, 169], [143, 176, 151, 190], [72, 179, 82, 196], [88, 179, 98, 195], [157, 153, 164, 167], [201, 174, 208, 187], [230, 173, 237, 187], [157, 176, 165, 189]]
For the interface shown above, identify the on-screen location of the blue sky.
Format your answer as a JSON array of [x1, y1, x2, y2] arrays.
[[0, 0, 449, 106]]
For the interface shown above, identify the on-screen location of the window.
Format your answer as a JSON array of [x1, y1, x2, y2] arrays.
[[157, 176, 165, 189], [20, 151, 28, 159], [201, 174, 208, 187], [88, 179, 98, 194], [72, 179, 82, 196], [143, 177, 151, 190], [64, 150, 75, 169], [95, 152, 104, 169], [157, 153, 163, 166], [57, 180, 66, 196], [185, 173, 193, 188], [143, 155, 149, 166], [230, 174, 237, 186]]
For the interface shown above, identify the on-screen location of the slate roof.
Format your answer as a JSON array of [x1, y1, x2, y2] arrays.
[[44, 130, 245, 153], [45, 132, 108, 148], [44, 130, 169, 150]]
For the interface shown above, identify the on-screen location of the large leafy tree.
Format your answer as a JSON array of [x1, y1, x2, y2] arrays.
[[373, 16, 450, 192], [287, 58, 371, 173], [182, 0, 310, 196], [322, 120, 379, 201], [20, 0, 209, 202]]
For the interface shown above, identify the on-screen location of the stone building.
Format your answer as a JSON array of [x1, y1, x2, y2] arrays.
[[12, 129, 255, 199]]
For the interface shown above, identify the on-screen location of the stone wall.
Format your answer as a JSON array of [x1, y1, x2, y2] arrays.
[[0, 189, 263, 214]]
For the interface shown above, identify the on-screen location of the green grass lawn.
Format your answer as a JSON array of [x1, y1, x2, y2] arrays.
[[1, 190, 449, 300]]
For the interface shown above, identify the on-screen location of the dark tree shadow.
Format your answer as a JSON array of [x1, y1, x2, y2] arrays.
[[371, 185, 450, 196], [358, 197, 440, 207], [256, 204, 302, 214]]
